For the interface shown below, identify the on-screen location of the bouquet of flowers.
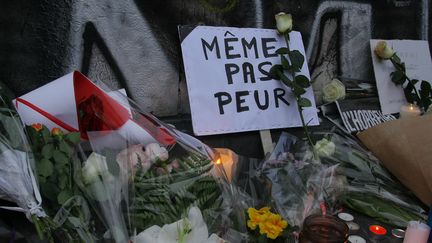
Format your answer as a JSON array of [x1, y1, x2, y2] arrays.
[[0, 83, 54, 241], [256, 129, 426, 228], [26, 124, 96, 242], [69, 79, 230, 242]]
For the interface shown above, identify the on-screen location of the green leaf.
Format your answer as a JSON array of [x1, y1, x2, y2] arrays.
[[41, 126, 50, 142], [58, 176, 68, 190], [269, 65, 283, 80], [59, 140, 73, 155], [65, 132, 81, 144], [288, 50, 304, 71], [57, 190, 73, 205], [298, 97, 312, 107], [53, 150, 68, 165], [67, 217, 82, 227], [275, 47, 289, 55], [390, 70, 405, 85], [292, 83, 306, 97], [38, 159, 54, 177], [294, 75, 311, 88], [280, 74, 292, 87], [41, 144, 54, 159], [281, 56, 290, 69]]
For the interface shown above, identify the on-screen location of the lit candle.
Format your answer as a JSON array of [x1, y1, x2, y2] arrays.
[[403, 221, 430, 243], [369, 225, 387, 235], [211, 148, 237, 182], [399, 103, 421, 118]]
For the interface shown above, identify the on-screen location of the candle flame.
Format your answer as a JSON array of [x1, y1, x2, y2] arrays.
[[215, 158, 221, 165]]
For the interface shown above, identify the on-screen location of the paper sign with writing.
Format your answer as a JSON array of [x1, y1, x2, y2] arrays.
[[370, 39, 432, 114], [336, 98, 396, 133], [179, 26, 319, 136]]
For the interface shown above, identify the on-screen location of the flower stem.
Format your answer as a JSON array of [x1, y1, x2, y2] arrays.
[[390, 55, 422, 107], [283, 32, 315, 148], [297, 103, 315, 148]]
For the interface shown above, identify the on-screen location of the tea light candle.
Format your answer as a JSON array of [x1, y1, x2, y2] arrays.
[[400, 103, 421, 118], [369, 225, 387, 235], [338, 212, 354, 222], [347, 222, 360, 231], [348, 235, 366, 243], [403, 221, 430, 243]]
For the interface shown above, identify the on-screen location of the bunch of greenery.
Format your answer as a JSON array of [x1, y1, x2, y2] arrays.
[[131, 153, 223, 233], [26, 125, 96, 242]]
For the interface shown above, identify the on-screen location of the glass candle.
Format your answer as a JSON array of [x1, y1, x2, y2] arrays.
[[399, 103, 421, 118], [299, 214, 349, 243], [403, 221, 431, 243]]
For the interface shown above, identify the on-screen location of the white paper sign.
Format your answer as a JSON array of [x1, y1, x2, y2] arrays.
[[180, 26, 319, 135], [370, 39, 432, 114]]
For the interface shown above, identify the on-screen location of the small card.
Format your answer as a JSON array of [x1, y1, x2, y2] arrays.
[[370, 39, 432, 114], [179, 26, 319, 136]]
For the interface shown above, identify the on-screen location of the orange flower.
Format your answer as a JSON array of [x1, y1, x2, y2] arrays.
[[31, 123, 43, 132], [51, 127, 63, 136]]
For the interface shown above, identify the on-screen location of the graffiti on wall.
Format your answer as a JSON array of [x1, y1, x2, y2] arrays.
[[0, 0, 430, 115]]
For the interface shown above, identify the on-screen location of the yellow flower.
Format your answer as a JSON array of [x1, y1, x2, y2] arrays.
[[247, 207, 289, 240], [247, 208, 268, 230]]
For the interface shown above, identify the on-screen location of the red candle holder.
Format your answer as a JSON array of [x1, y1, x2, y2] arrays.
[[369, 225, 387, 235]]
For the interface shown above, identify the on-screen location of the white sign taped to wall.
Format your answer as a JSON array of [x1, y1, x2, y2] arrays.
[[179, 26, 319, 136]]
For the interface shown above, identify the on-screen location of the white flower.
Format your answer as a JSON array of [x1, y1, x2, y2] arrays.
[[116, 144, 152, 173], [275, 12, 293, 34], [323, 79, 346, 103], [82, 152, 109, 184], [145, 143, 169, 162], [313, 138, 336, 158], [134, 206, 225, 243], [374, 41, 395, 60]]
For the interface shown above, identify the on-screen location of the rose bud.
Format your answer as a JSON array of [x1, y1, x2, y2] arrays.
[[51, 127, 63, 137], [275, 12, 293, 34], [313, 138, 336, 158], [374, 41, 395, 60], [31, 123, 43, 132]]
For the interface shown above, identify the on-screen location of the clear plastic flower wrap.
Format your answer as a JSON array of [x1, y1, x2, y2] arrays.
[[258, 129, 427, 228], [71, 82, 231, 241], [0, 83, 51, 239]]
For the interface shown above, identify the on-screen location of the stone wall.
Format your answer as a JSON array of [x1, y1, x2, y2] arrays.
[[0, 0, 430, 156]]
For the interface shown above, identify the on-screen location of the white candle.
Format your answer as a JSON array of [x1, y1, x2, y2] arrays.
[[211, 148, 237, 182], [399, 103, 421, 118], [348, 235, 366, 243], [337, 212, 354, 221], [403, 221, 430, 243]]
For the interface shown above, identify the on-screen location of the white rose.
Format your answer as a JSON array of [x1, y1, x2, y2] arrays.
[[275, 12, 293, 34], [314, 138, 336, 158], [82, 152, 109, 184], [374, 41, 395, 60], [323, 79, 346, 103], [145, 143, 169, 162]]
